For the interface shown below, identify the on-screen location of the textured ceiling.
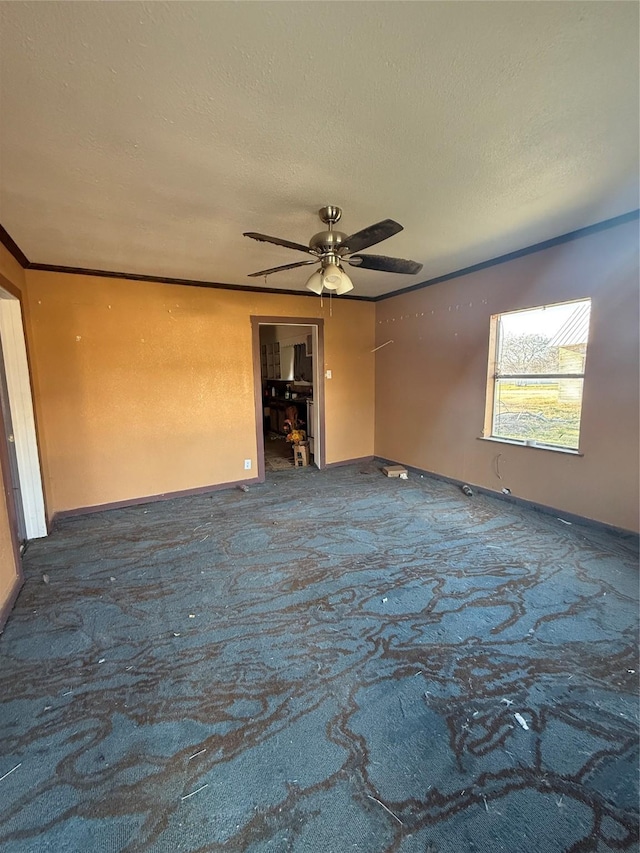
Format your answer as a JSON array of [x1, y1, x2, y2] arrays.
[[0, 1, 638, 297]]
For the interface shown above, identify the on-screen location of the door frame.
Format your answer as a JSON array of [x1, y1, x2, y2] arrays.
[[0, 390, 24, 626], [0, 332, 27, 542], [251, 316, 325, 481], [0, 288, 47, 539]]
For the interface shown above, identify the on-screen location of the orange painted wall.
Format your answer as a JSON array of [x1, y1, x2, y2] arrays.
[[375, 219, 640, 532], [24, 270, 375, 516], [0, 243, 25, 621]]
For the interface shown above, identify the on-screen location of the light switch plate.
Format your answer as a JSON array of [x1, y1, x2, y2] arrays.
[[244, 459, 251, 470], [325, 370, 332, 379]]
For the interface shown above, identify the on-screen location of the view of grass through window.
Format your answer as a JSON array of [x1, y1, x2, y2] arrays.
[[491, 299, 591, 450]]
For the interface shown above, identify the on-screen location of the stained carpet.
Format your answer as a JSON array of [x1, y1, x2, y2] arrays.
[[0, 461, 638, 852]]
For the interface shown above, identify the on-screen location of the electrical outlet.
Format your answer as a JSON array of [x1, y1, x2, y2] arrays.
[[325, 369, 332, 379], [244, 459, 252, 470]]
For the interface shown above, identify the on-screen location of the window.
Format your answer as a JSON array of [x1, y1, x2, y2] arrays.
[[485, 299, 591, 451]]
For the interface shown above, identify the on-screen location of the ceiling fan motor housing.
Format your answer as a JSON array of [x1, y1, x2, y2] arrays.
[[310, 205, 347, 260], [308, 229, 347, 257]]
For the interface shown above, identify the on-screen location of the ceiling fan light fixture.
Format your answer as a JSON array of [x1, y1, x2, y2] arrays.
[[324, 261, 353, 295], [321, 268, 342, 290], [305, 270, 324, 295], [306, 264, 353, 296], [334, 270, 353, 295]]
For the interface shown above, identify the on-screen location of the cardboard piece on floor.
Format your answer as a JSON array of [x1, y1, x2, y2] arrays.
[[382, 465, 408, 478]]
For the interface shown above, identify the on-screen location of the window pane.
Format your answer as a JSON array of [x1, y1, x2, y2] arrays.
[[497, 300, 590, 376], [492, 378, 584, 449]]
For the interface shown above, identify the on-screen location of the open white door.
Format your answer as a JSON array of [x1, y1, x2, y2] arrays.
[[0, 290, 47, 539]]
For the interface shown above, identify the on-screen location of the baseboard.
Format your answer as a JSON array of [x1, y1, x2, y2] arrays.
[[51, 476, 262, 525], [325, 455, 374, 469], [0, 574, 24, 634], [374, 457, 640, 541]]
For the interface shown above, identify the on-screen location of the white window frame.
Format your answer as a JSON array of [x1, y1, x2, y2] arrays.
[[483, 299, 591, 453]]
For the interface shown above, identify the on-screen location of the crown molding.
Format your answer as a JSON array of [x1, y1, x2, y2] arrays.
[[2, 208, 637, 302], [0, 223, 372, 299], [374, 208, 640, 302], [0, 224, 30, 269], [26, 263, 372, 301]]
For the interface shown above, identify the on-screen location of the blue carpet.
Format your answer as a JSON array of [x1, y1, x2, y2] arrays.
[[0, 461, 638, 852]]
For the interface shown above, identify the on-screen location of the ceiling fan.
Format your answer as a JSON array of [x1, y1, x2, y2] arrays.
[[243, 205, 423, 295]]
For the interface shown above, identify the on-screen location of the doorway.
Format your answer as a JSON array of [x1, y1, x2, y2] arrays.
[[251, 317, 325, 479]]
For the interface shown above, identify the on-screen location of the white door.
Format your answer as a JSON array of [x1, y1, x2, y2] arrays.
[[0, 290, 47, 539]]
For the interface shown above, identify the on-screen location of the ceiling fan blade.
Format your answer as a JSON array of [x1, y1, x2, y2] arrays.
[[248, 260, 317, 278], [341, 219, 403, 253], [243, 232, 311, 254], [348, 254, 423, 275]]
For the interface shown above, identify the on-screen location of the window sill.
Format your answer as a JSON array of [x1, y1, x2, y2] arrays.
[[477, 436, 583, 456]]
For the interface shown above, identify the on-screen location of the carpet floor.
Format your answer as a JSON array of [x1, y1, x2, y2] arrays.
[[0, 461, 638, 852], [264, 434, 295, 472]]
